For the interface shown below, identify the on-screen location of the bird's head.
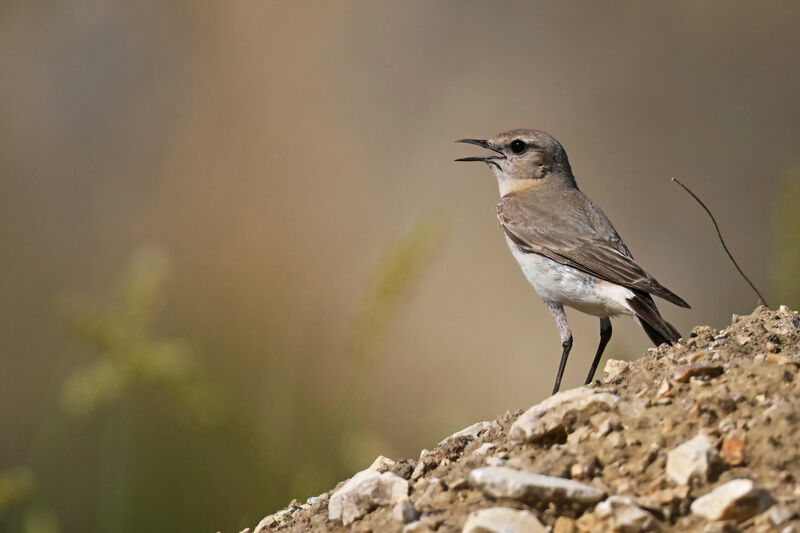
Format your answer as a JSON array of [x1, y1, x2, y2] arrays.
[[456, 129, 575, 194]]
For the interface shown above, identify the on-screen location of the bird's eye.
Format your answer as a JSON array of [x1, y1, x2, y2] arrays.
[[510, 139, 527, 154]]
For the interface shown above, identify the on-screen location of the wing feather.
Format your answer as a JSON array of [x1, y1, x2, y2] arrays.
[[498, 191, 689, 308]]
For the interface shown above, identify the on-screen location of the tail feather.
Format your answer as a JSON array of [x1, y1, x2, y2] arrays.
[[649, 281, 691, 309], [627, 290, 682, 346]]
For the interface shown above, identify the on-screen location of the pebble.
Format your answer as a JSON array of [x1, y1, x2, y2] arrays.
[[603, 359, 629, 381], [656, 378, 674, 399], [328, 469, 409, 525], [690, 479, 773, 522], [553, 516, 577, 533], [666, 433, 719, 485], [647, 484, 689, 505], [462, 507, 547, 533], [567, 425, 591, 445], [720, 431, 746, 466], [411, 454, 438, 481], [439, 421, 497, 446], [766, 353, 800, 366], [468, 466, 605, 505], [736, 334, 751, 346], [672, 363, 724, 383], [510, 387, 619, 442], [368, 455, 396, 472], [485, 456, 508, 467], [576, 496, 655, 532], [474, 442, 496, 456]]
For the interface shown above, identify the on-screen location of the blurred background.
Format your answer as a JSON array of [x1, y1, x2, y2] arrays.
[[1, 2, 799, 531]]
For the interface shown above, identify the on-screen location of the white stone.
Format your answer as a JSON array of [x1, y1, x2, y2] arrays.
[[593, 496, 655, 532], [368, 455, 396, 472], [328, 469, 409, 525], [462, 507, 547, 533], [603, 359, 629, 381], [690, 479, 772, 522], [468, 466, 605, 505], [474, 442, 496, 456], [666, 434, 718, 485], [439, 421, 497, 445], [510, 387, 619, 442]]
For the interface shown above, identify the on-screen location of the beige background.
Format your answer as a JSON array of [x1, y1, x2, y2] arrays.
[[1, 2, 798, 531]]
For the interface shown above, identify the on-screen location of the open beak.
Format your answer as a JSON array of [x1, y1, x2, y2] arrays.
[[454, 139, 505, 166]]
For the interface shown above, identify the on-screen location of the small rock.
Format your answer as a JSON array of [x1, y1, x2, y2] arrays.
[[603, 359, 629, 381], [485, 456, 508, 467], [393, 498, 419, 524], [576, 496, 655, 532], [328, 469, 409, 525], [766, 353, 800, 366], [462, 507, 547, 533], [656, 379, 674, 399], [754, 353, 766, 363], [554, 516, 577, 533], [468, 466, 605, 505], [474, 442, 496, 456], [690, 479, 773, 522], [672, 364, 724, 383], [570, 456, 599, 481], [567, 425, 592, 445], [666, 434, 719, 486], [720, 432, 746, 466], [253, 508, 295, 532], [648, 486, 688, 505], [510, 388, 619, 442], [735, 334, 751, 346], [439, 421, 496, 446], [368, 455, 396, 472], [411, 455, 437, 481], [766, 340, 780, 353]]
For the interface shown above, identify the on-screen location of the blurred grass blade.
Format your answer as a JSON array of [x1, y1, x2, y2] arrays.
[[347, 214, 447, 365]]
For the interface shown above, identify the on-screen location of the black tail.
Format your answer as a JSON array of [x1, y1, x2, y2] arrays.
[[627, 291, 682, 346]]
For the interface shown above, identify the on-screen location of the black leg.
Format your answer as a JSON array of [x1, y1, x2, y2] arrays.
[[544, 301, 572, 395], [585, 318, 612, 385], [553, 336, 573, 394]]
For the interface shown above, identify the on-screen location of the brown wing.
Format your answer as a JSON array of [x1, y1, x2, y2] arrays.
[[497, 191, 690, 308]]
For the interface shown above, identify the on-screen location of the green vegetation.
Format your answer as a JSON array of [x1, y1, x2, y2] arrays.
[[0, 217, 445, 533]]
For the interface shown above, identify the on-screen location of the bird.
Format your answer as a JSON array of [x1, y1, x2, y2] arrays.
[[456, 129, 689, 395]]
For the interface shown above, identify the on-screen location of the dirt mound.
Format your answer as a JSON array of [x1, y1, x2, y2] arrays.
[[250, 306, 800, 532]]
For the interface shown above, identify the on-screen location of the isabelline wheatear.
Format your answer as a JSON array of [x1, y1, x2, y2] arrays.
[[456, 129, 689, 394]]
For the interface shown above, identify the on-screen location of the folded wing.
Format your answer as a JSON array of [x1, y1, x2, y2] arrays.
[[497, 191, 690, 308]]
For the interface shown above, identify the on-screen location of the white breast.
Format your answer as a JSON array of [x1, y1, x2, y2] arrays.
[[505, 236, 634, 318]]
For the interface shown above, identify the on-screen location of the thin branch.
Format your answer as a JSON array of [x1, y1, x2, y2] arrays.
[[671, 177, 768, 307]]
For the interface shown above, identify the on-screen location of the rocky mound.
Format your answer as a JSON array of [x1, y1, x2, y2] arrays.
[[248, 306, 800, 532]]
